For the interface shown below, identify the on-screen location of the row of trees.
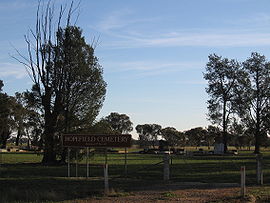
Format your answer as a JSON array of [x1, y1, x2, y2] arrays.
[[87, 112, 252, 149], [204, 53, 270, 154], [2, 103, 267, 153], [95, 112, 266, 150], [0, 83, 43, 149], [135, 124, 266, 150]]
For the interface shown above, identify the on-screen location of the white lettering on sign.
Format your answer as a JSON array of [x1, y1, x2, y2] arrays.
[[62, 134, 131, 148]]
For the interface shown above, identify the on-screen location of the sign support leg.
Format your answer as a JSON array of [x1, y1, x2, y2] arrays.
[[241, 166, 246, 197], [86, 147, 89, 178], [105, 148, 108, 165], [76, 149, 78, 178], [104, 148, 109, 194], [67, 147, 70, 177]]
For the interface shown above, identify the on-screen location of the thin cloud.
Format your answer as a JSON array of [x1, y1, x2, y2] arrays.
[[102, 61, 203, 76], [0, 62, 27, 79], [97, 9, 134, 31], [96, 8, 157, 32], [93, 10, 270, 49], [174, 80, 207, 85], [227, 13, 270, 27], [102, 31, 270, 49], [0, 1, 36, 10]]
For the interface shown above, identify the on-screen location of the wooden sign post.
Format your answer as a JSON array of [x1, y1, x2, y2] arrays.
[[67, 148, 70, 177], [86, 147, 89, 178], [62, 134, 132, 193]]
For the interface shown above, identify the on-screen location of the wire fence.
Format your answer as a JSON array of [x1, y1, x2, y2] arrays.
[[1, 150, 269, 185], [63, 150, 270, 185]]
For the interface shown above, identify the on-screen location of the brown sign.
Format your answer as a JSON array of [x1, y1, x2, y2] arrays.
[[62, 134, 132, 148]]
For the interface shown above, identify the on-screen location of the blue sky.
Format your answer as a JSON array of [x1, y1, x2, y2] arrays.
[[1, 0, 270, 137]]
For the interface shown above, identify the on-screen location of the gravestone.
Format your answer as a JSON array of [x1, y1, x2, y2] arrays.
[[214, 143, 224, 154]]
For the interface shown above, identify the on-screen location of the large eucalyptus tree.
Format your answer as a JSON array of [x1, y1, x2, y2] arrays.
[[15, 2, 106, 164], [236, 52, 270, 154], [204, 54, 241, 153], [103, 112, 133, 134]]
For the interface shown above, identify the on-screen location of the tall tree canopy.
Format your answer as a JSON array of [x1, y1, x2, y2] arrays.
[[204, 54, 241, 153], [136, 124, 161, 149], [236, 52, 270, 154], [185, 127, 207, 148], [12, 92, 28, 146], [0, 80, 3, 91], [103, 112, 133, 134], [0, 80, 15, 148], [15, 2, 106, 164], [161, 127, 185, 147], [205, 125, 221, 149]]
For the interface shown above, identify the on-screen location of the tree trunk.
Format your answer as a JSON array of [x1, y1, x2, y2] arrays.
[[25, 129, 31, 150], [254, 136, 260, 154], [2, 139, 7, 149], [222, 100, 228, 153], [1, 136, 7, 149], [15, 127, 21, 146], [254, 70, 261, 154], [41, 102, 57, 165], [254, 119, 260, 154], [0, 131, 10, 149], [60, 109, 69, 163], [27, 139, 30, 150], [42, 129, 57, 164], [60, 148, 67, 163]]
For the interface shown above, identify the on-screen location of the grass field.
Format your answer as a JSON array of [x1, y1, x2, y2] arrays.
[[1, 150, 270, 202]]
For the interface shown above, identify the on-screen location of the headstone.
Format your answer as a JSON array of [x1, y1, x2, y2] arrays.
[[214, 143, 224, 154]]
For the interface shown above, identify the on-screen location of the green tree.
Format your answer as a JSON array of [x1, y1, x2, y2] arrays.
[[15, 91, 43, 149], [15, 2, 106, 164], [0, 80, 3, 91], [206, 125, 220, 149], [235, 52, 270, 154], [185, 127, 207, 148], [204, 54, 241, 153], [136, 124, 161, 149], [161, 127, 185, 147], [87, 119, 115, 134], [56, 26, 106, 135], [0, 80, 13, 148], [103, 112, 133, 134], [12, 92, 29, 146]]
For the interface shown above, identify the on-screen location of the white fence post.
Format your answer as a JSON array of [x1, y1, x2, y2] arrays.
[[104, 164, 109, 194], [163, 153, 170, 181]]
